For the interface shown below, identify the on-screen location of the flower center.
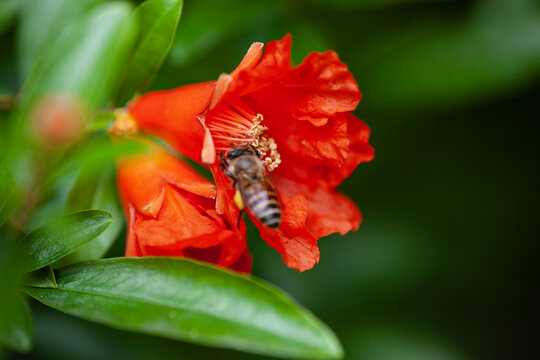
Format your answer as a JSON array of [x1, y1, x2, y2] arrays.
[[206, 100, 281, 171]]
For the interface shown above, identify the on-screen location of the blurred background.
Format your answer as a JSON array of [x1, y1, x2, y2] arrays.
[[1, 0, 539, 359]]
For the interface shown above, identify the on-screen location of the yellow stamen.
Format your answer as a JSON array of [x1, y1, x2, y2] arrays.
[[247, 114, 281, 172]]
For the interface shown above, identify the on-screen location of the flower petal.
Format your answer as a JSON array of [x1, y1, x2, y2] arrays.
[[305, 189, 361, 239], [120, 152, 248, 269], [216, 221, 248, 267], [264, 112, 372, 189], [125, 204, 141, 256], [242, 46, 361, 127], [228, 249, 252, 273], [253, 194, 320, 272], [273, 177, 361, 240], [117, 145, 216, 217], [209, 73, 233, 109], [210, 42, 263, 108], [279, 50, 361, 126], [231, 42, 264, 77], [228, 34, 293, 98], [336, 112, 375, 183], [246, 100, 351, 170], [128, 82, 215, 162]]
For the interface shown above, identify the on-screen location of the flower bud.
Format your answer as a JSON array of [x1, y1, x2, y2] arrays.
[[30, 94, 86, 148]]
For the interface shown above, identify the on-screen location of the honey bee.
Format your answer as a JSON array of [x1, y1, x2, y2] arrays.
[[220, 145, 282, 229]]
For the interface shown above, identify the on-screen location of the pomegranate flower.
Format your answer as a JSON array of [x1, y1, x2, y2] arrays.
[[127, 35, 374, 271], [117, 141, 251, 273]]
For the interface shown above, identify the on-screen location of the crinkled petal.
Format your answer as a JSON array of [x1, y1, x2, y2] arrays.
[[253, 194, 320, 272], [227, 34, 293, 98], [117, 145, 216, 217], [335, 112, 375, 183], [241, 44, 360, 127], [305, 189, 361, 239], [273, 177, 361, 240], [243, 97, 350, 169], [133, 185, 225, 248], [267, 112, 373, 189], [278, 50, 361, 125], [118, 144, 249, 272]]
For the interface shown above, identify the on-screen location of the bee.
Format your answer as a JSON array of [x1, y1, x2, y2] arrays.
[[220, 145, 281, 229]]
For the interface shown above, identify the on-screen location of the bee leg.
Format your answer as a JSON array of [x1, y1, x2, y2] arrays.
[[219, 152, 229, 166], [219, 155, 236, 182], [236, 209, 245, 228], [223, 168, 236, 183], [249, 144, 260, 158]]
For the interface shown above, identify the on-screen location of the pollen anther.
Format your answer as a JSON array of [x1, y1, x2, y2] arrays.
[[207, 101, 281, 171], [246, 114, 281, 172]]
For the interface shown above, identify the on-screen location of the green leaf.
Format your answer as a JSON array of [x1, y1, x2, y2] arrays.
[[168, 0, 273, 66], [58, 164, 123, 265], [0, 237, 33, 353], [86, 111, 116, 132], [23, 266, 58, 289], [21, 210, 113, 273], [21, 1, 137, 112], [41, 135, 145, 192], [0, 0, 20, 36], [115, 0, 183, 105], [17, 0, 104, 78], [0, 161, 21, 227], [0, 296, 33, 353], [25, 258, 343, 359]]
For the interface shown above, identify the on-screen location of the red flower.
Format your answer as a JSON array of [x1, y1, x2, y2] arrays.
[[127, 35, 374, 272], [116, 140, 251, 273]]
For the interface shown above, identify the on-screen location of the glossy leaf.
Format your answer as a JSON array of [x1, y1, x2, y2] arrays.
[[0, 161, 21, 227], [21, 210, 113, 273], [59, 164, 123, 265], [25, 258, 343, 359], [21, 1, 137, 112], [115, 0, 183, 105], [23, 266, 58, 289]]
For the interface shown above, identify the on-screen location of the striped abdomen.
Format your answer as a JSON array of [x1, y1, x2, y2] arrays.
[[242, 182, 281, 229]]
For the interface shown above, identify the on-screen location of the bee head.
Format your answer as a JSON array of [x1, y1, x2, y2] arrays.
[[226, 145, 257, 159]]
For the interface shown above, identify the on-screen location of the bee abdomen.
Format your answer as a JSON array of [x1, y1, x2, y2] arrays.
[[244, 183, 281, 229]]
